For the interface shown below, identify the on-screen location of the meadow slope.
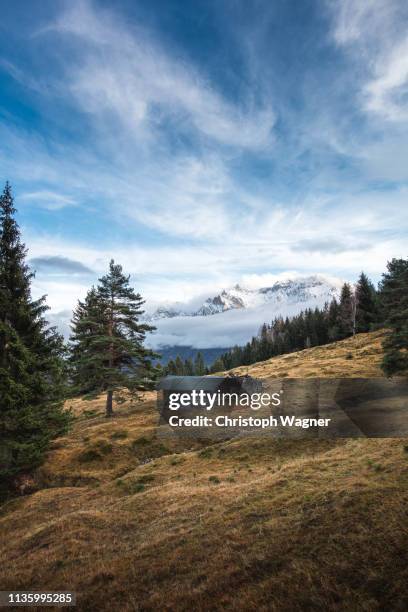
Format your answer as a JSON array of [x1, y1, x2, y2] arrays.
[[0, 330, 407, 611]]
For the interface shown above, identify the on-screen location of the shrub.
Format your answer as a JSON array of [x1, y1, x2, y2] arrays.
[[94, 440, 113, 454], [131, 437, 150, 448], [110, 430, 128, 440], [78, 449, 103, 463], [170, 456, 184, 466], [137, 474, 155, 484], [198, 448, 213, 459], [83, 409, 99, 418]]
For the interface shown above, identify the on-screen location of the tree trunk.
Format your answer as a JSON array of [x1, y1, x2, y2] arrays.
[[352, 293, 357, 337], [106, 389, 113, 418], [106, 295, 115, 418]]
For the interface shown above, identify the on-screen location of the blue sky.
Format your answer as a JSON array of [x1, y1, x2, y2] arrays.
[[0, 0, 407, 326]]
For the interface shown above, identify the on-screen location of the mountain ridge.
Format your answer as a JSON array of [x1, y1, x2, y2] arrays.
[[147, 274, 344, 351], [147, 274, 342, 321]]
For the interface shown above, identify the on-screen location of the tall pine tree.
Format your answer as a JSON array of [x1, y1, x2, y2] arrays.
[[328, 297, 340, 341], [70, 260, 157, 416], [0, 183, 69, 493], [166, 359, 177, 375], [174, 356, 184, 375], [337, 283, 354, 339], [183, 357, 194, 376], [355, 272, 378, 333], [69, 287, 107, 395], [194, 351, 206, 375], [379, 258, 408, 376]]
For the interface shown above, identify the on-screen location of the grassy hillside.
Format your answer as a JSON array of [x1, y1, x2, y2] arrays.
[[0, 330, 407, 611], [221, 329, 385, 378]]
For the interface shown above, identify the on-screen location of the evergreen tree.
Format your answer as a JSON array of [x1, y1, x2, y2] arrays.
[[242, 342, 252, 366], [69, 287, 106, 395], [174, 355, 184, 375], [314, 306, 329, 345], [70, 260, 157, 417], [337, 283, 354, 339], [328, 298, 340, 341], [355, 272, 378, 333], [166, 359, 177, 375], [155, 362, 164, 380], [184, 357, 194, 375], [379, 258, 408, 376], [209, 356, 225, 373], [257, 323, 271, 361], [0, 183, 69, 492], [194, 351, 206, 375]]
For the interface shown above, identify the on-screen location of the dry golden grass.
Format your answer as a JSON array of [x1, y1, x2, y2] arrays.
[[0, 330, 407, 611], [221, 330, 385, 379]]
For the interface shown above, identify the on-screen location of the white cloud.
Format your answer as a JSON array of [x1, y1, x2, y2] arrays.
[[330, 0, 408, 122], [48, 0, 275, 150], [20, 190, 77, 210], [364, 37, 408, 121], [332, 0, 397, 45], [125, 156, 233, 239], [148, 291, 341, 349]]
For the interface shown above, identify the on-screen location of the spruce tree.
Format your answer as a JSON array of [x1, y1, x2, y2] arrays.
[[166, 359, 177, 375], [194, 351, 206, 375], [328, 297, 340, 341], [379, 258, 408, 376], [0, 183, 69, 492], [355, 272, 378, 333], [69, 287, 107, 395], [337, 283, 354, 339], [210, 356, 225, 373], [174, 355, 184, 375], [70, 260, 157, 416], [258, 323, 271, 361], [184, 357, 194, 376]]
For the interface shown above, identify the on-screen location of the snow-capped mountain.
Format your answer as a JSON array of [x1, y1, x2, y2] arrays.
[[149, 276, 341, 321], [146, 275, 343, 351]]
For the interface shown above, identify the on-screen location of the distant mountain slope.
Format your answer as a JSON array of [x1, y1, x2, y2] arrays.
[[147, 274, 343, 351], [149, 275, 342, 320]]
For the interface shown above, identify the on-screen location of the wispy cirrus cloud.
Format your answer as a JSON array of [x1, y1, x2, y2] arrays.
[[21, 190, 77, 210], [330, 0, 408, 122], [364, 37, 408, 121], [46, 0, 275, 151]]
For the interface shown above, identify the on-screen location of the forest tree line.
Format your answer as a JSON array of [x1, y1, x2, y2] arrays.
[[208, 275, 381, 373], [1, 183, 407, 494]]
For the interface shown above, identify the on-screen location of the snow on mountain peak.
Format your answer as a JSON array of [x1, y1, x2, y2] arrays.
[[146, 274, 343, 349], [149, 275, 341, 321]]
